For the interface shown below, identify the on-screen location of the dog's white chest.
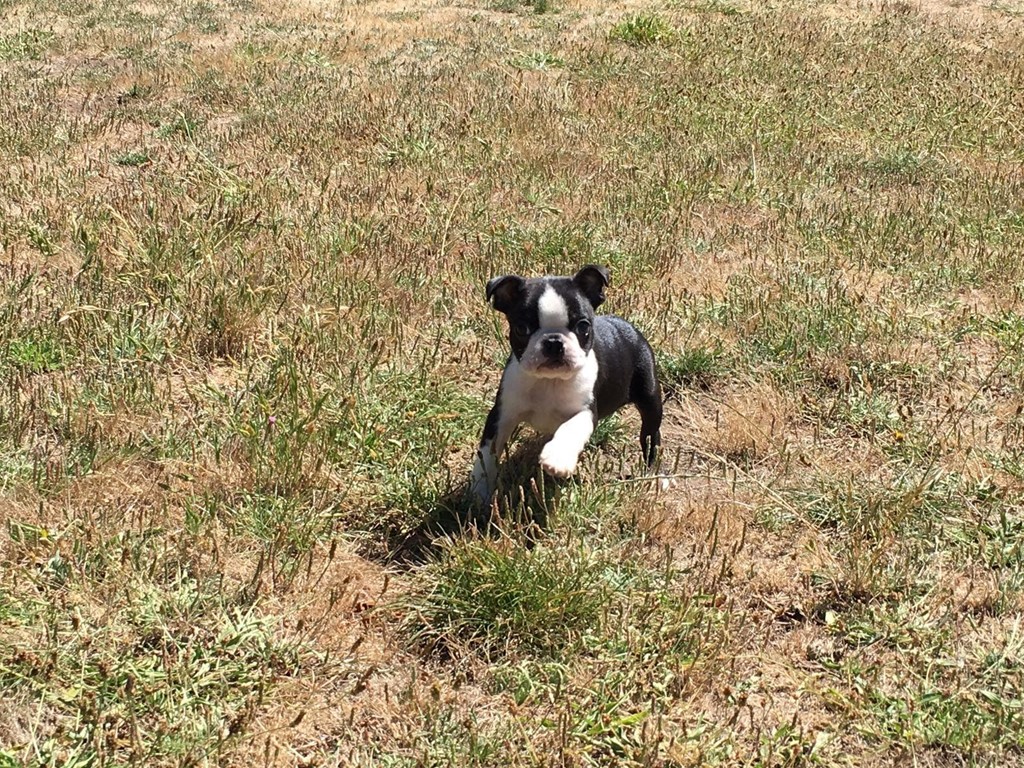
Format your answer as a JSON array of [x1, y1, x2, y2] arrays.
[[500, 354, 598, 435]]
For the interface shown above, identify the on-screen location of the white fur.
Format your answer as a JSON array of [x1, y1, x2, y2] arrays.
[[470, 448, 497, 501], [501, 354, 598, 435], [537, 287, 569, 330], [470, 409, 520, 502], [472, 351, 599, 501], [539, 410, 594, 478]]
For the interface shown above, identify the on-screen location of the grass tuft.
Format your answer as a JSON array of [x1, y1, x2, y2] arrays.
[[0, 29, 55, 60], [660, 345, 725, 392], [609, 14, 679, 47], [399, 537, 613, 660]]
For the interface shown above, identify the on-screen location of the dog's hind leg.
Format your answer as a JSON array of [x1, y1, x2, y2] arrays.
[[630, 365, 663, 469], [636, 393, 662, 468]]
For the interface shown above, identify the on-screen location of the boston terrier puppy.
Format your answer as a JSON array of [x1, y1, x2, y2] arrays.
[[470, 264, 663, 503]]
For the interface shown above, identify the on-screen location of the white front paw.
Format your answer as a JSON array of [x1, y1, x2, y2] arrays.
[[471, 474, 492, 503], [539, 440, 580, 478], [470, 449, 497, 503], [655, 475, 677, 492]]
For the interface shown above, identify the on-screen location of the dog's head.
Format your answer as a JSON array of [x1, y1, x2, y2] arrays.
[[485, 265, 609, 380]]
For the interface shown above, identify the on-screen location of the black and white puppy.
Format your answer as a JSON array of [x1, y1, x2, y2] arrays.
[[470, 264, 663, 502]]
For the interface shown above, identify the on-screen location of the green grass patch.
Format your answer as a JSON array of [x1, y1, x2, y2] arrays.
[[0, 29, 55, 60], [399, 537, 614, 660], [660, 345, 725, 392], [609, 14, 679, 47], [0, 576, 300, 765], [508, 50, 565, 70], [114, 149, 152, 167]]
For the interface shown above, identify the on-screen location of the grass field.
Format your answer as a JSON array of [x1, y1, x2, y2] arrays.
[[2, 0, 1024, 764]]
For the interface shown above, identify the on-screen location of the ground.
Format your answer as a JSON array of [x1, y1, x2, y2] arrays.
[[1, 0, 1024, 765]]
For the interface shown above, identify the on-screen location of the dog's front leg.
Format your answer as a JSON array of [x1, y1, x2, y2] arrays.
[[470, 403, 517, 503], [539, 410, 595, 479]]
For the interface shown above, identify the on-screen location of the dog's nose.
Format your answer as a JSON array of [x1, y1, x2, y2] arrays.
[[542, 336, 564, 357]]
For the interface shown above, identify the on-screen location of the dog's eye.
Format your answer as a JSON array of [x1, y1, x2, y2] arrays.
[[513, 323, 531, 337], [575, 319, 592, 337]]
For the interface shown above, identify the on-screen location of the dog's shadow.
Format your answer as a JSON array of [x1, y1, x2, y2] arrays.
[[384, 438, 562, 565]]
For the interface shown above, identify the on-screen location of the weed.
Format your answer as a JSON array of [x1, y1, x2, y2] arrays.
[[0, 29, 54, 60], [609, 14, 679, 47], [5, 336, 64, 373], [508, 50, 565, 71], [661, 345, 725, 392], [399, 536, 613, 660], [114, 150, 151, 167]]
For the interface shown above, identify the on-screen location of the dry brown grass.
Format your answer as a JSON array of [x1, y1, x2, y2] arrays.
[[3, 0, 1024, 764]]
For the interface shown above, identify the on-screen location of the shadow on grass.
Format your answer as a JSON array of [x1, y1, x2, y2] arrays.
[[383, 439, 564, 565]]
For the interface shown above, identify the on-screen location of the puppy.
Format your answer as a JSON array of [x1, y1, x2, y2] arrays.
[[470, 264, 663, 502]]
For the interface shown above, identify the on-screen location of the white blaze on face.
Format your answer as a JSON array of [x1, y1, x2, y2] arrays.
[[537, 287, 569, 330]]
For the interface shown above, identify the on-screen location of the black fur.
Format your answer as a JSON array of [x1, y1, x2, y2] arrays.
[[591, 315, 663, 465]]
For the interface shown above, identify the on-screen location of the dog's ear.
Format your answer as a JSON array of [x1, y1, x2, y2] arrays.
[[573, 265, 610, 309], [486, 275, 526, 315]]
